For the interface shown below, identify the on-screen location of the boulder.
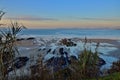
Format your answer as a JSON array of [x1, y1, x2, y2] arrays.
[[60, 38, 77, 47], [97, 57, 106, 67], [26, 37, 35, 40], [16, 38, 25, 41], [7, 56, 29, 73]]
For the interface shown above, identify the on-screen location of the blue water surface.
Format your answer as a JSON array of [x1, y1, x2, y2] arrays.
[[19, 28, 120, 39]]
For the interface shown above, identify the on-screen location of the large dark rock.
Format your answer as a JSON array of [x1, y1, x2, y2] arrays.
[[16, 38, 25, 41], [45, 48, 71, 72], [26, 37, 35, 40], [14, 60, 27, 68], [97, 57, 106, 67], [46, 56, 69, 72], [14, 57, 29, 68], [47, 49, 51, 53], [70, 55, 77, 60], [60, 38, 77, 47], [7, 56, 29, 73]]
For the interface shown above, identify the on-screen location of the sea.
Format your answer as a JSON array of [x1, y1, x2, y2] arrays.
[[18, 28, 120, 70], [19, 28, 120, 40]]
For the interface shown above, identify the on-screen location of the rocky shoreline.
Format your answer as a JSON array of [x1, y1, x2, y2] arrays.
[[6, 37, 119, 77]]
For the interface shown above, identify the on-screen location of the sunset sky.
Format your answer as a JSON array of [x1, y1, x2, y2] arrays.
[[0, 0, 120, 29]]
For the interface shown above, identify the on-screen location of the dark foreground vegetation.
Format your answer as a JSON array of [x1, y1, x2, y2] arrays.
[[0, 10, 120, 80]]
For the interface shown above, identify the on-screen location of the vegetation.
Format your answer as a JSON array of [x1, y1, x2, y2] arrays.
[[0, 10, 5, 20], [108, 59, 120, 74], [0, 11, 26, 80], [0, 10, 120, 80], [92, 72, 120, 80]]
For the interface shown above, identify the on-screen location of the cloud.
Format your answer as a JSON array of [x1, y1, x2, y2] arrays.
[[79, 18, 119, 21], [68, 16, 120, 21], [4, 16, 58, 21]]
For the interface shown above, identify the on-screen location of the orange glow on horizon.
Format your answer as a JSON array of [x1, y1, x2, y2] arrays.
[[1, 18, 120, 29]]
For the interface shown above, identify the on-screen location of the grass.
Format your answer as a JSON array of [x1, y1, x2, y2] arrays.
[[108, 59, 120, 74], [91, 72, 120, 80]]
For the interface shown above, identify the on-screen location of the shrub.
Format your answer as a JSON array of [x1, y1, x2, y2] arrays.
[[108, 59, 120, 74], [0, 22, 25, 80]]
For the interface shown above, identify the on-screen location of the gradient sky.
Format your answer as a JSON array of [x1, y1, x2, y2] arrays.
[[0, 0, 120, 28]]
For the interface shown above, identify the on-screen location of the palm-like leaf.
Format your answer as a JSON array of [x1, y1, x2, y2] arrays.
[[0, 10, 5, 20], [0, 21, 26, 79]]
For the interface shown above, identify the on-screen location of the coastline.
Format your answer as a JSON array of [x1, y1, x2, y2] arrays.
[[16, 37, 120, 57]]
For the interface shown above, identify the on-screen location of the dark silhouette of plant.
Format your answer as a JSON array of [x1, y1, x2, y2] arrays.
[[0, 10, 5, 20], [62, 38, 100, 80], [0, 21, 25, 80], [0, 10, 5, 26], [108, 59, 120, 74]]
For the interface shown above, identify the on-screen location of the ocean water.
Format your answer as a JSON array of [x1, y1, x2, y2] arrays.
[[19, 28, 120, 39]]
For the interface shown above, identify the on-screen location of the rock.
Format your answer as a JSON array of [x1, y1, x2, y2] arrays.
[[14, 61, 27, 68], [26, 37, 35, 40], [43, 48, 46, 50], [6, 56, 29, 73], [45, 55, 72, 72], [16, 38, 25, 41], [14, 57, 29, 69], [7, 67, 13, 73], [59, 48, 64, 55], [60, 38, 77, 47], [46, 57, 55, 66], [47, 49, 51, 53], [19, 57, 29, 62], [97, 57, 106, 67], [52, 50, 55, 54], [70, 55, 77, 60], [38, 48, 41, 51]]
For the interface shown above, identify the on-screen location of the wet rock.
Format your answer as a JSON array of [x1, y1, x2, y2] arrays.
[[7, 67, 13, 73], [38, 48, 41, 51], [18, 57, 29, 62], [26, 37, 35, 40], [70, 55, 77, 60], [14, 60, 27, 68], [60, 38, 77, 47], [14, 57, 29, 69], [46, 57, 54, 66], [45, 54, 72, 72], [47, 49, 51, 53], [97, 57, 106, 67], [16, 38, 25, 41], [52, 50, 55, 54], [43, 48, 46, 50], [7, 56, 29, 73]]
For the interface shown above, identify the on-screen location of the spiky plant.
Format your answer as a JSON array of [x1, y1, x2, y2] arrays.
[[66, 38, 100, 79], [0, 21, 25, 80], [0, 10, 5, 26], [108, 59, 120, 74], [0, 10, 5, 20]]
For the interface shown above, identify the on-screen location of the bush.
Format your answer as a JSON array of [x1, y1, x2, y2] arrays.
[[0, 22, 25, 80], [108, 59, 120, 74]]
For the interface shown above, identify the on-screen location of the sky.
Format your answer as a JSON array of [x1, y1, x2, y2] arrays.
[[0, 0, 120, 29]]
